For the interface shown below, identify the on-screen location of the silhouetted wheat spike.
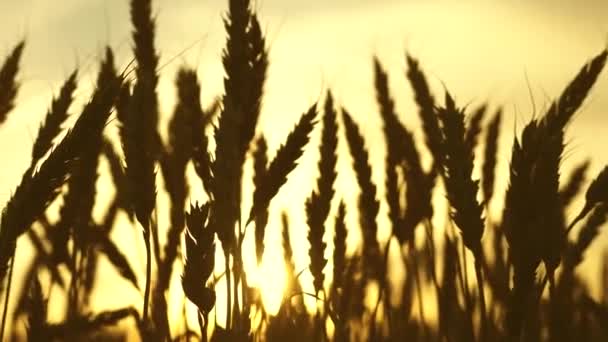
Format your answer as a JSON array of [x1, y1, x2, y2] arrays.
[[481, 109, 502, 205], [58, 49, 117, 318], [0, 41, 24, 124], [374, 58, 402, 230], [115, 80, 130, 127], [560, 160, 590, 208], [183, 203, 216, 334], [243, 13, 268, 156], [306, 92, 338, 294], [436, 92, 487, 338], [563, 204, 608, 273], [210, 105, 238, 329], [192, 101, 215, 195], [126, 0, 160, 225], [253, 135, 268, 264], [341, 108, 381, 279], [31, 70, 78, 162], [332, 201, 347, 296], [503, 120, 545, 339], [281, 213, 302, 299], [213, 0, 267, 233], [545, 49, 608, 133], [539, 50, 608, 275], [464, 104, 487, 151], [0, 68, 120, 285], [406, 54, 442, 167], [331, 201, 348, 340], [248, 105, 317, 225], [503, 50, 607, 339], [569, 166, 608, 233], [506, 116, 565, 338], [222, 0, 267, 165], [585, 165, 608, 205], [154, 68, 200, 335], [437, 93, 485, 258], [374, 58, 430, 244], [539, 51, 608, 278], [122, 0, 161, 323], [210, 2, 267, 327]]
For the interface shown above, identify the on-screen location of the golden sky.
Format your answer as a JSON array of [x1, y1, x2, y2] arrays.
[[1, 0, 608, 327]]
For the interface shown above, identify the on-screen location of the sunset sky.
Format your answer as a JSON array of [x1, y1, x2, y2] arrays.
[[1, 0, 607, 325]]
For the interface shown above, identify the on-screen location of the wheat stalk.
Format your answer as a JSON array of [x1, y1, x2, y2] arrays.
[[248, 105, 317, 225], [436, 92, 488, 338], [306, 92, 338, 294], [437, 93, 485, 258], [481, 109, 502, 206], [210, 2, 268, 327], [31, 70, 78, 162], [154, 68, 200, 335], [375, 57, 431, 245], [0, 69, 120, 284], [0, 41, 25, 124], [503, 49, 607, 339], [59, 49, 117, 319], [341, 108, 381, 279], [406, 54, 441, 168], [560, 160, 590, 209], [253, 135, 268, 264], [182, 203, 216, 335], [121, 0, 162, 323], [464, 104, 487, 151]]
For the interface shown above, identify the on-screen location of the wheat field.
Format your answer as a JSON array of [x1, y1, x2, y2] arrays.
[[0, 0, 608, 341]]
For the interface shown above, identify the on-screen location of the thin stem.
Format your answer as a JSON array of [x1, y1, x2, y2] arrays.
[[322, 289, 329, 341], [232, 271, 240, 330], [238, 218, 247, 309], [404, 244, 429, 341], [370, 239, 392, 339], [143, 225, 152, 321], [68, 239, 81, 320], [151, 211, 162, 267], [474, 257, 488, 342], [423, 220, 440, 293], [233, 220, 243, 330], [183, 294, 189, 340], [461, 240, 470, 304], [197, 311, 207, 342], [460, 238, 476, 339], [225, 252, 232, 330], [0, 257, 15, 342], [455, 244, 467, 306], [454, 231, 474, 340], [566, 204, 591, 235]]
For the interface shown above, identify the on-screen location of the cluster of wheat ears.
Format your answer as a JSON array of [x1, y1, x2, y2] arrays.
[[1, 0, 608, 341]]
